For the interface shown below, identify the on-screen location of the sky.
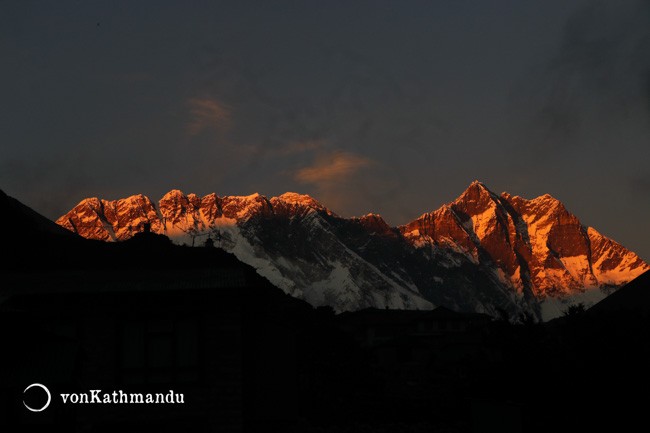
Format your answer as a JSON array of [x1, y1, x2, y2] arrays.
[[2, 0, 649, 261]]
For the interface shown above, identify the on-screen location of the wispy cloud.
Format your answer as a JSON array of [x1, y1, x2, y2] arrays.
[[186, 98, 232, 137], [291, 150, 379, 215], [294, 150, 375, 185]]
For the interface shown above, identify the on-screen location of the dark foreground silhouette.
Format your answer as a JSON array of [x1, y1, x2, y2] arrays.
[[1, 190, 649, 432]]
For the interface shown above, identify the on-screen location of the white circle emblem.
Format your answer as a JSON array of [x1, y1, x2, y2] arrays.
[[23, 383, 51, 412]]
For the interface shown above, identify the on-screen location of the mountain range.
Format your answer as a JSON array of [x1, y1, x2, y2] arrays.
[[56, 181, 648, 320]]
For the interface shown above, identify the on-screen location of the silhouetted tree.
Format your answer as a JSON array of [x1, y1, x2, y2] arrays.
[[562, 302, 586, 318]]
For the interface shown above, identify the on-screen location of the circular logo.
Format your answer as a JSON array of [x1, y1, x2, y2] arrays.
[[23, 383, 51, 412]]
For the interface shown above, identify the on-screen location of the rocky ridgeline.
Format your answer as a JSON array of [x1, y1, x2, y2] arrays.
[[57, 182, 648, 320]]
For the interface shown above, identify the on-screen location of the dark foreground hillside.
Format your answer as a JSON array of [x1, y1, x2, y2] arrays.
[[1, 190, 648, 432]]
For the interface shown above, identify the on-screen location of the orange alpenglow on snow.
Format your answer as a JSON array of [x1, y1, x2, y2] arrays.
[[57, 183, 648, 321]]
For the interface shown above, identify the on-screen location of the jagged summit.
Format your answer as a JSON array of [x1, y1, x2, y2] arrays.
[[354, 213, 395, 238], [56, 189, 336, 241], [468, 179, 488, 189], [276, 192, 326, 210], [160, 189, 186, 200], [397, 182, 648, 319], [56, 183, 648, 320]]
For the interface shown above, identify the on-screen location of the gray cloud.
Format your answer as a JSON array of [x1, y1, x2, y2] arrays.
[[512, 0, 650, 148]]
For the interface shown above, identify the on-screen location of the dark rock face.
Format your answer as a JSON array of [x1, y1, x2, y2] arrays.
[[56, 182, 648, 320]]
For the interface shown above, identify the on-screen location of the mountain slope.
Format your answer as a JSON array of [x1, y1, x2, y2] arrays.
[[398, 182, 647, 318], [56, 182, 648, 319]]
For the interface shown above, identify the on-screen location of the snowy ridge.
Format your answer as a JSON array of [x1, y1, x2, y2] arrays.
[[57, 183, 649, 320], [398, 181, 648, 318]]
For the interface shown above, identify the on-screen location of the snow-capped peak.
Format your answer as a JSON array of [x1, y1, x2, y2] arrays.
[[452, 180, 500, 211], [277, 192, 323, 208], [161, 189, 187, 200], [56, 183, 649, 321]]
